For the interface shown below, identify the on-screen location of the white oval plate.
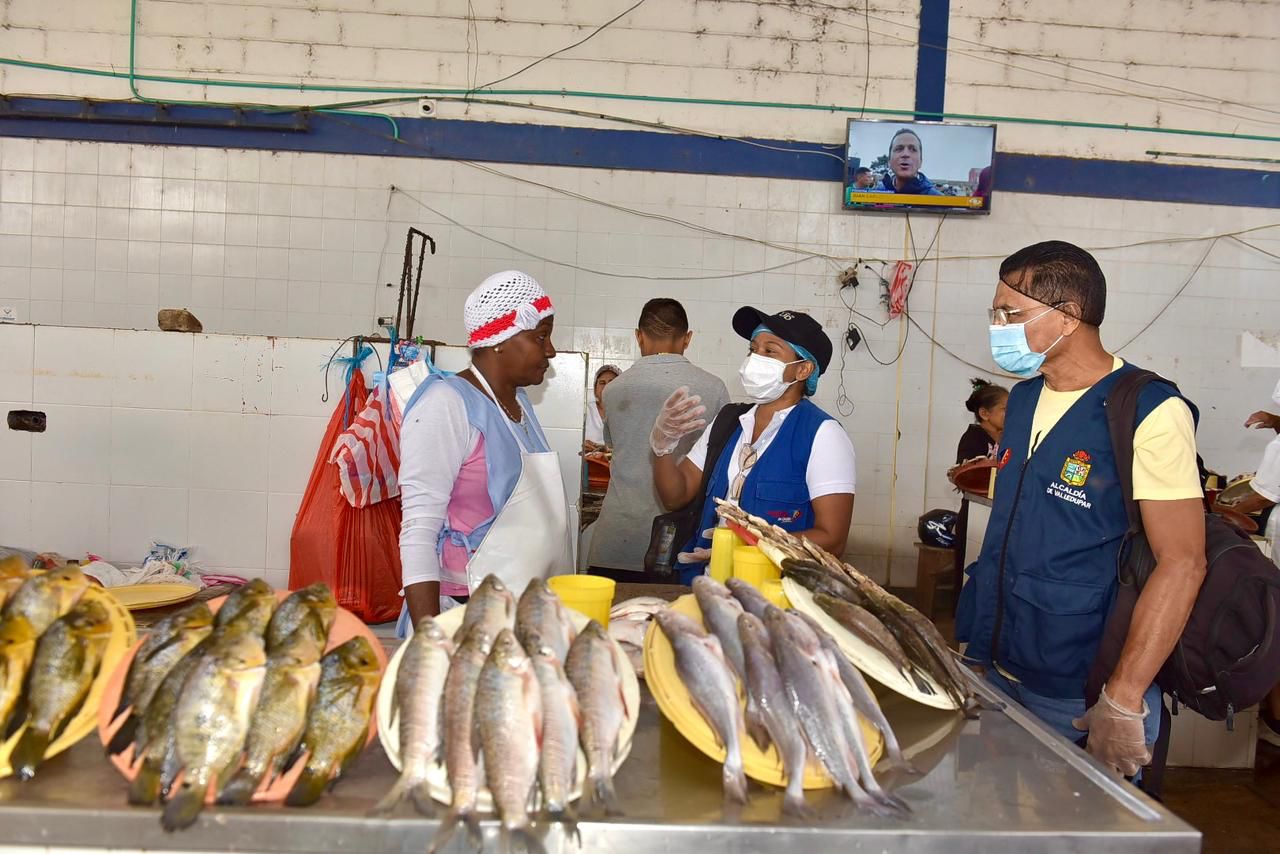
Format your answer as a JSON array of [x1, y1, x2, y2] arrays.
[[783, 578, 960, 711], [375, 604, 641, 810]]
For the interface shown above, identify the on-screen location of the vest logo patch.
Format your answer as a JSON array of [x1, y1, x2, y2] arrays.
[[766, 509, 803, 523], [1061, 450, 1093, 487], [999, 448, 1011, 469]]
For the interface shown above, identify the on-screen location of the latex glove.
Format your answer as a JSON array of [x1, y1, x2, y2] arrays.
[[650, 387, 706, 457], [1072, 685, 1151, 777], [676, 529, 716, 565]]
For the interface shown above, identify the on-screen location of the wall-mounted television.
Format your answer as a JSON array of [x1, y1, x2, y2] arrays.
[[844, 119, 996, 215]]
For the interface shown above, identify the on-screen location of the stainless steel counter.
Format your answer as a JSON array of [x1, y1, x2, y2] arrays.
[[0, 679, 1200, 853]]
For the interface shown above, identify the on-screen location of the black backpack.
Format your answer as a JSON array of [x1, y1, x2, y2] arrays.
[[1087, 369, 1280, 727]]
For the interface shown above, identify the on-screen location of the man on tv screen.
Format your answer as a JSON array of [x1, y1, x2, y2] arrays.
[[852, 166, 876, 190], [881, 128, 942, 196]]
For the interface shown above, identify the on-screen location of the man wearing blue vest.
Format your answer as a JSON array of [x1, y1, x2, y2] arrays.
[[648, 307, 857, 584], [956, 241, 1207, 779]]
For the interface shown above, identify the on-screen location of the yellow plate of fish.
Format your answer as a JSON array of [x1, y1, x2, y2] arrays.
[[109, 583, 201, 612], [376, 603, 642, 811], [643, 593, 882, 790], [0, 577, 137, 779]]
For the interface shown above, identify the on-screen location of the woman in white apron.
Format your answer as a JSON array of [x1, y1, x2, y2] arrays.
[[396, 271, 572, 633]]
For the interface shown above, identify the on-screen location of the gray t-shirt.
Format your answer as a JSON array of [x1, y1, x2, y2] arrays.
[[587, 355, 730, 572]]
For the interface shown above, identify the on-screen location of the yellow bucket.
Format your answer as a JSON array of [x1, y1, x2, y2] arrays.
[[548, 574, 616, 627], [733, 546, 780, 588], [760, 579, 790, 609], [708, 527, 741, 583]]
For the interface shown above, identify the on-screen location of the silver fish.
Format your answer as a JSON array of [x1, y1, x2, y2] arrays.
[[565, 620, 630, 816], [693, 577, 767, 750], [654, 608, 747, 804], [516, 578, 575, 664], [373, 616, 454, 816], [430, 626, 493, 854], [725, 577, 772, 620], [454, 574, 515, 643], [527, 632, 581, 836], [738, 612, 811, 817], [475, 630, 545, 854]]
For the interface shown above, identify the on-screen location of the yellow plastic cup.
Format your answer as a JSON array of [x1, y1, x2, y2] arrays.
[[732, 546, 780, 588], [708, 527, 740, 583], [547, 574, 616, 627], [761, 579, 790, 609]]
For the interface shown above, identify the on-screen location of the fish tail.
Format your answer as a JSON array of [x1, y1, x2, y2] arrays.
[[10, 727, 50, 781], [586, 771, 621, 816], [105, 714, 139, 756], [284, 765, 329, 808], [507, 826, 547, 854], [409, 781, 437, 818], [368, 779, 409, 816], [543, 805, 580, 847], [427, 808, 479, 854], [722, 762, 749, 805], [127, 758, 162, 806], [161, 782, 205, 832], [781, 789, 813, 819], [215, 768, 262, 806]]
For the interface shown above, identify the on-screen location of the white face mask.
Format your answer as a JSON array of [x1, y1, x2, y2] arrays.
[[739, 353, 803, 404]]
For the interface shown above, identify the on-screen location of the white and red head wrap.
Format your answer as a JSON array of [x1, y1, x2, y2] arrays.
[[463, 270, 555, 350]]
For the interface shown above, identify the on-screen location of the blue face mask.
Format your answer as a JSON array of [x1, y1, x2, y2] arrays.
[[988, 307, 1062, 377]]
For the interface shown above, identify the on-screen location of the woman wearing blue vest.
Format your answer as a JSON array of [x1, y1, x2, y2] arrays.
[[396, 271, 572, 634], [650, 307, 856, 584]]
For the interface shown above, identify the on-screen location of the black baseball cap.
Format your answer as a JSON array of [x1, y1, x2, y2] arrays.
[[732, 306, 833, 374]]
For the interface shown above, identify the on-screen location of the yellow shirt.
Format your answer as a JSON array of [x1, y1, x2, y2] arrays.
[[1030, 358, 1201, 501]]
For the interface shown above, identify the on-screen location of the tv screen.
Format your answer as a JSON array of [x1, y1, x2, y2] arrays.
[[844, 119, 996, 215]]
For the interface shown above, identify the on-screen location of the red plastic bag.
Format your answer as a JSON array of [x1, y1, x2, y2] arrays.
[[289, 371, 403, 623]]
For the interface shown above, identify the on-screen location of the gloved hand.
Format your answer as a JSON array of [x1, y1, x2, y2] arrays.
[[650, 387, 706, 457], [675, 529, 716, 565], [1072, 684, 1151, 777]]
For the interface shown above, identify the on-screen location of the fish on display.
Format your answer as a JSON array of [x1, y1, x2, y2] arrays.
[[565, 620, 631, 815], [737, 612, 811, 817], [5, 598, 112, 780], [653, 609, 748, 805], [284, 636, 381, 807], [725, 578, 772, 620], [765, 607, 902, 817], [811, 593, 913, 677], [430, 626, 494, 854], [161, 631, 268, 831], [107, 603, 215, 754], [527, 631, 581, 836], [691, 577, 768, 750], [0, 615, 38, 737], [474, 630, 545, 854], [216, 628, 325, 806], [0, 556, 29, 610], [791, 610, 915, 775], [609, 596, 667, 622], [265, 583, 336, 653], [372, 616, 453, 817], [214, 578, 277, 636], [454, 574, 515, 643], [515, 578, 575, 664], [0, 564, 89, 636]]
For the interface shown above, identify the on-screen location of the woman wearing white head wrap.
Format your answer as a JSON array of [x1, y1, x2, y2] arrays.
[[396, 271, 572, 630]]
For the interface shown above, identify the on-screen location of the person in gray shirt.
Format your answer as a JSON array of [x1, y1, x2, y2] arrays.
[[587, 299, 730, 577]]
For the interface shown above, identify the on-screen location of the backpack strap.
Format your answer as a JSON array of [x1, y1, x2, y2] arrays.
[[1104, 368, 1165, 538], [700, 403, 753, 500]]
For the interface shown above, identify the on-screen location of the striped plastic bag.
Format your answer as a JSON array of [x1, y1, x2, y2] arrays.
[[330, 379, 401, 508]]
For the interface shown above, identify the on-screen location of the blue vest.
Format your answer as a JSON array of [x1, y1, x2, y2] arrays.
[[955, 363, 1193, 698], [402, 374, 551, 559], [683, 400, 834, 584]]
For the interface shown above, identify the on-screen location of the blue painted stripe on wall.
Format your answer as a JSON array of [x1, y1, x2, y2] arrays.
[[915, 0, 951, 121], [0, 97, 1276, 209]]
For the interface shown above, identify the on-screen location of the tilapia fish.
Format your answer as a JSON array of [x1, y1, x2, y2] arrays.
[[475, 630, 545, 854], [214, 578, 277, 636], [216, 629, 324, 806], [738, 612, 811, 817], [692, 577, 767, 749], [107, 603, 214, 753], [527, 632, 581, 834], [265, 583, 336, 653], [6, 599, 112, 779], [0, 564, 89, 636], [430, 626, 493, 854], [284, 636, 381, 807], [454, 574, 515, 643], [516, 578, 575, 664], [0, 615, 38, 738], [372, 616, 453, 817], [654, 609, 747, 804], [765, 607, 902, 817], [161, 631, 267, 831], [565, 620, 630, 816]]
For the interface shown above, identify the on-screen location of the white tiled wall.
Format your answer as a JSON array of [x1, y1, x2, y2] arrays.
[[2, 136, 1279, 583], [0, 325, 586, 583]]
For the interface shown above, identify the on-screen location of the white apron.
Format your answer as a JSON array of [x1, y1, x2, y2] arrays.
[[397, 368, 572, 637]]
